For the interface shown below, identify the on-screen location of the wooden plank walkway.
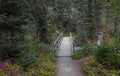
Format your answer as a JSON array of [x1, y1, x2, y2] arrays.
[[56, 37, 72, 56]]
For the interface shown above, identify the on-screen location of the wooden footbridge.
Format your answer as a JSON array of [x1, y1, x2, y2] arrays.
[[54, 32, 85, 76], [54, 32, 74, 57]]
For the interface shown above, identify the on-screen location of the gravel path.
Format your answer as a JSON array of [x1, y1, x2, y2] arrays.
[[56, 57, 87, 76]]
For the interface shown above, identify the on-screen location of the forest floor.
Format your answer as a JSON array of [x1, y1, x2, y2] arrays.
[[56, 56, 88, 76]]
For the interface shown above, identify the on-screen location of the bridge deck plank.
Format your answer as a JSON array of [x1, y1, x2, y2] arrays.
[[57, 37, 72, 56]]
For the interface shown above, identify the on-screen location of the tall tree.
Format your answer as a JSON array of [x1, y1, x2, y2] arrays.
[[0, 0, 27, 60], [22, 0, 51, 43]]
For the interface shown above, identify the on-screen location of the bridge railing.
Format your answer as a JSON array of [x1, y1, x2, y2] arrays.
[[70, 32, 74, 55], [54, 32, 63, 56]]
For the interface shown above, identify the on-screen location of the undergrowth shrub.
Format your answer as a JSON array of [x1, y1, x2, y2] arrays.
[[72, 43, 97, 59], [95, 44, 120, 69], [72, 50, 84, 59], [0, 50, 56, 76], [77, 32, 88, 46], [37, 42, 53, 52], [17, 42, 53, 67], [50, 24, 57, 36], [83, 56, 120, 76], [18, 51, 37, 67]]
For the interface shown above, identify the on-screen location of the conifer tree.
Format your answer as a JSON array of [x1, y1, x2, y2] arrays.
[[0, 0, 27, 60]]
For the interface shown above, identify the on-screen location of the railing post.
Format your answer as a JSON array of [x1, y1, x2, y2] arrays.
[[70, 32, 74, 55], [54, 32, 63, 56]]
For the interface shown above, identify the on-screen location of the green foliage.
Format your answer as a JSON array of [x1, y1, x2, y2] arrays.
[[72, 51, 84, 59], [18, 51, 37, 67], [77, 32, 88, 46], [83, 56, 120, 76], [81, 33, 88, 45], [22, 0, 50, 43], [54, 0, 73, 11], [37, 42, 53, 52], [0, 0, 27, 60], [0, 70, 4, 76], [72, 43, 97, 59], [95, 44, 110, 63], [25, 51, 56, 76], [95, 44, 120, 69], [0, 0, 27, 30], [49, 24, 57, 36], [0, 35, 56, 75], [17, 41, 53, 67], [0, 51, 56, 76]]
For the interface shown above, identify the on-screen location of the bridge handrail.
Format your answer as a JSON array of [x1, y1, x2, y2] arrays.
[[70, 32, 74, 55], [54, 32, 63, 55]]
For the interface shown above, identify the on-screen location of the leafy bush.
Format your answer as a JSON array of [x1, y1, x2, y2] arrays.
[[0, 51, 56, 76], [0, 0, 27, 61], [49, 24, 57, 36], [95, 44, 110, 63], [72, 48, 92, 59], [25, 51, 56, 76], [77, 32, 88, 46], [38, 42, 53, 52], [95, 44, 120, 69], [72, 43, 97, 59], [17, 42, 53, 67], [83, 56, 120, 76], [18, 51, 37, 67], [72, 51, 84, 59]]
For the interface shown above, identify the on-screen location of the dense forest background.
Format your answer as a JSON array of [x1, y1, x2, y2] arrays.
[[0, 0, 120, 76], [0, 0, 119, 59]]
